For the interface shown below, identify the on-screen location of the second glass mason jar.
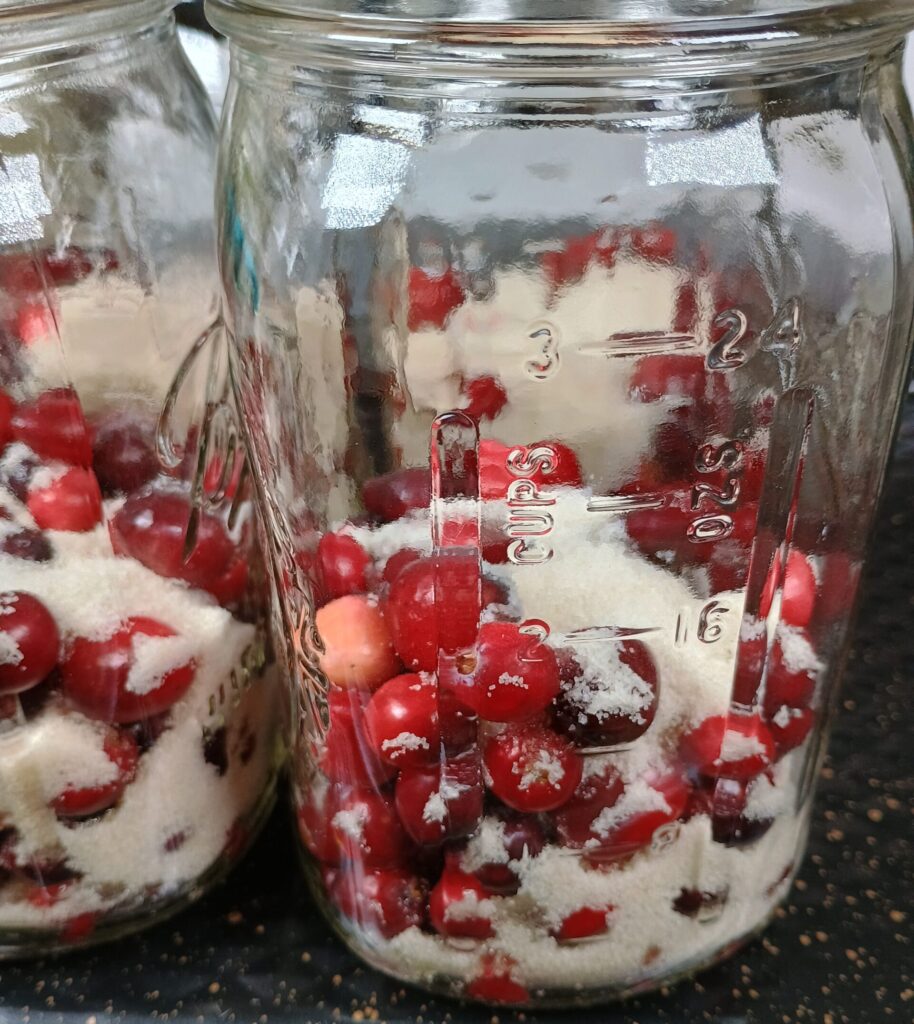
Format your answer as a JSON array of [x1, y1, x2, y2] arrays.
[[0, 0, 279, 955], [211, 0, 914, 1007]]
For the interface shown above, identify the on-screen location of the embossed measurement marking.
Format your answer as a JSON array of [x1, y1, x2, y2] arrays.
[[586, 493, 665, 515], [577, 330, 699, 358]]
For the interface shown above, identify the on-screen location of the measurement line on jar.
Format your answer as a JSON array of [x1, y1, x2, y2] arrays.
[[563, 624, 662, 643], [586, 494, 665, 514], [577, 330, 699, 358]]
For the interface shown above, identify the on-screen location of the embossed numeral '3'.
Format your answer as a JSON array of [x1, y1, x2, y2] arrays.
[[690, 478, 740, 511], [525, 323, 560, 380]]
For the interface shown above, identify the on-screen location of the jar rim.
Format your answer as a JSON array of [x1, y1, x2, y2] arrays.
[[0, 0, 171, 19]]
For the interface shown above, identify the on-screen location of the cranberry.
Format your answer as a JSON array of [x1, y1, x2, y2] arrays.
[[438, 689, 479, 755], [466, 954, 529, 1005], [688, 777, 774, 847], [673, 887, 729, 920], [631, 353, 708, 404], [26, 880, 74, 908], [326, 865, 425, 939], [316, 594, 401, 690], [0, 389, 12, 449], [385, 553, 480, 672], [60, 912, 97, 943], [297, 783, 345, 864], [109, 486, 243, 602], [0, 525, 52, 562], [553, 763, 625, 850], [329, 788, 412, 869], [50, 728, 139, 818], [320, 688, 396, 789], [541, 230, 619, 290], [679, 714, 774, 780], [28, 467, 102, 532], [408, 266, 465, 331], [91, 414, 159, 495], [0, 247, 115, 292], [449, 621, 559, 724], [14, 302, 55, 344], [762, 634, 817, 718], [551, 905, 613, 941], [461, 376, 507, 421], [585, 772, 691, 863], [484, 724, 582, 813], [473, 809, 547, 893], [0, 447, 39, 501], [629, 223, 677, 264], [0, 592, 59, 695], [428, 866, 495, 940], [61, 616, 196, 723], [554, 640, 658, 746], [760, 549, 817, 627], [768, 705, 815, 758], [365, 672, 440, 768], [11, 389, 92, 466], [317, 532, 371, 601], [362, 467, 431, 522], [381, 548, 421, 587], [395, 750, 483, 846], [481, 575, 509, 608], [479, 439, 582, 500]]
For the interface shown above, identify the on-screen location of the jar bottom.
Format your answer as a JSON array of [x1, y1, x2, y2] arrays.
[[0, 780, 277, 961]]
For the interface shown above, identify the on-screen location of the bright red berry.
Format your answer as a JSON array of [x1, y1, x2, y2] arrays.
[[395, 751, 483, 846], [362, 467, 431, 522], [553, 763, 625, 852], [11, 388, 92, 466], [680, 714, 774, 780], [760, 549, 817, 627], [91, 414, 159, 495], [318, 532, 371, 601], [0, 591, 59, 695], [408, 267, 465, 331], [329, 788, 412, 869], [50, 728, 139, 818], [541, 230, 618, 290], [381, 548, 421, 587], [479, 439, 582, 500], [484, 724, 582, 813], [762, 633, 817, 719], [472, 809, 547, 893], [554, 640, 658, 746], [385, 553, 480, 672], [429, 866, 495, 940], [319, 688, 397, 789], [631, 353, 708, 404], [461, 376, 507, 421], [364, 672, 439, 768], [316, 595, 401, 691], [466, 954, 529, 1005], [767, 705, 815, 758], [61, 616, 196, 724], [551, 905, 613, 942], [629, 223, 677, 264], [326, 865, 426, 939], [28, 467, 102, 532]]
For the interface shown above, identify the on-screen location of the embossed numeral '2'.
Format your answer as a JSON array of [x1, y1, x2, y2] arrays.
[[707, 308, 749, 369], [691, 478, 740, 511]]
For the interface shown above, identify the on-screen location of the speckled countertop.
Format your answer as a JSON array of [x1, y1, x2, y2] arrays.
[[1, 403, 913, 1024]]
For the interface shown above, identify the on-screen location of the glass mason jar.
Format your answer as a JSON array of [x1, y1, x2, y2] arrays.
[[211, 0, 914, 1007], [0, 0, 279, 956]]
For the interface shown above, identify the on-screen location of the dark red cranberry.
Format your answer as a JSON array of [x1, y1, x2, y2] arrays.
[[680, 714, 774, 780], [298, 783, 345, 865], [438, 689, 479, 755], [50, 728, 139, 818], [768, 705, 816, 758], [319, 687, 397, 789], [473, 809, 547, 893], [0, 390, 12, 450], [326, 864, 426, 939], [11, 389, 92, 466], [429, 866, 495, 939], [0, 591, 60, 695], [394, 750, 483, 846], [329, 788, 412, 869], [91, 414, 159, 495], [203, 725, 229, 776], [484, 724, 582, 813], [0, 447, 39, 501], [362, 467, 430, 522], [554, 640, 658, 747], [28, 467, 102, 532], [61, 616, 196, 723], [408, 267, 465, 331], [553, 763, 625, 851], [0, 525, 52, 561], [689, 777, 775, 847], [317, 532, 371, 601], [673, 887, 729, 920]]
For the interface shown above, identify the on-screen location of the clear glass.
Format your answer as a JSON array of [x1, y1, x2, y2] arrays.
[[0, 0, 279, 956], [211, 0, 914, 1008]]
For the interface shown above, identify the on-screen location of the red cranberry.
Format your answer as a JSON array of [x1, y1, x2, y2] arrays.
[[28, 467, 102, 532], [541, 230, 619, 290], [428, 866, 495, 940], [484, 724, 582, 813], [0, 389, 12, 450], [91, 414, 159, 495], [629, 222, 677, 264], [0, 591, 59, 695], [551, 905, 613, 941], [0, 446, 40, 501], [438, 689, 479, 755], [109, 486, 243, 603], [631, 353, 708, 404], [408, 266, 465, 331], [11, 389, 92, 466], [13, 302, 55, 344], [0, 247, 115, 292], [473, 809, 547, 893], [61, 616, 196, 723], [479, 439, 582, 500], [553, 763, 624, 850], [385, 553, 480, 672], [317, 532, 371, 602], [320, 687, 397, 789], [688, 777, 775, 847], [673, 887, 729, 920], [0, 525, 52, 562], [679, 714, 774, 780], [316, 595, 401, 691], [329, 788, 412, 869], [554, 640, 658, 746], [381, 548, 421, 587], [759, 549, 816, 627], [50, 728, 139, 818], [297, 783, 345, 865], [768, 705, 815, 758], [762, 634, 817, 718], [466, 954, 529, 1005], [461, 376, 507, 421], [362, 467, 430, 522], [450, 621, 559, 724], [364, 672, 440, 768], [326, 865, 426, 939], [60, 911, 98, 943], [395, 750, 483, 846]]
